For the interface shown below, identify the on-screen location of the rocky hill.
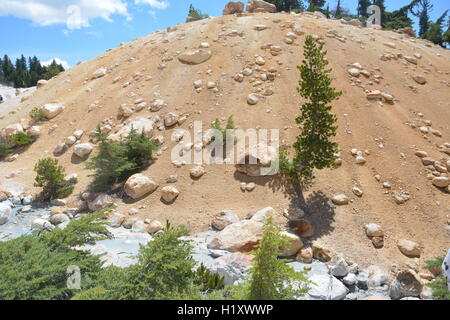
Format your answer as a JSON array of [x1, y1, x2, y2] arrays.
[[0, 10, 449, 273]]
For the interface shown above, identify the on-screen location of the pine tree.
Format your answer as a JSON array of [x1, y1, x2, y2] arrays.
[[424, 10, 449, 47], [265, 0, 305, 12], [335, 0, 342, 17], [280, 35, 341, 185], [231, 216, 310, 300], [412, 0, 433, 37], [357, 0, 371, 18], [306, 0, 325, 12]]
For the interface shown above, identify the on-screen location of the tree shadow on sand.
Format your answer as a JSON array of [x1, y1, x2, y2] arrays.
[[233, 170, 335, 241]]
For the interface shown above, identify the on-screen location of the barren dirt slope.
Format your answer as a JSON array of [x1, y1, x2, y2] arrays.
[[1, 12, 449, 269]]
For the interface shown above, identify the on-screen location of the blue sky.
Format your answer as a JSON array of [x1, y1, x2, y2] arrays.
[[0, 0, 448, 68]]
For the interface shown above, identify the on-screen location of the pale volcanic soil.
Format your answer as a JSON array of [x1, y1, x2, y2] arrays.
[[1, 12, 449, 271]]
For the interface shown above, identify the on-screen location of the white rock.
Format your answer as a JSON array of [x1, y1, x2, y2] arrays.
[[124, 174, 159, 199], [307, 274, 349, 300], [161, 186, 180, 202], [332, 194, 349, 205], [40, 103, 64, 119], [73, 143, 93, 158]]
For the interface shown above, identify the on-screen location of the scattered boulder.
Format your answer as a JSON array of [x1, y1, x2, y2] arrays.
[[49, 213, 70, 226], [109, 212, 126, 228], [250, 206, 275, 223], [88, 194, 114, 212], [110, 117, 155, 140], [31, 218, 54, 231], [0, 201, 12, 225], [307, 274, 348, 300], [190, 166, 205, 178], [40, 103, 64, 119], [73, 143, 93, 158], [92, 67, 107, 79], [247, 93, 260, 105], [163, 112, 179, 127], [212, 211, 240, 230], [207, 252, 253, 286], [413, 75, 427, 85], [332, 194, 349, 205], [329, 256, 349, 277], [124, 174, 159, 199], [36, 79, 48, 88], [147, 220, 164, 234], [432, 177, 449, 188], [178, 50, 212, 65], [397, 239, 421, 257], [364, 223, 383, 237], [161, 186, 180, 203], [312, 242, 333, 262]]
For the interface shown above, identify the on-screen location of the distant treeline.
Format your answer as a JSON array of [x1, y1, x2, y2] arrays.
[[0, 55, 65, 89]]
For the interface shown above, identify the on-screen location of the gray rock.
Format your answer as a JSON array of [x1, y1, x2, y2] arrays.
[[307, 274, 349, 300]]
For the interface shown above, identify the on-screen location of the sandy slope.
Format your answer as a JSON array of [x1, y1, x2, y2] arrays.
[[0, 12, 449, 269]]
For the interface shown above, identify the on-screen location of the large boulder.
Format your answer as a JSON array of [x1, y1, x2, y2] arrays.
[[31, 218, 54, 231], [223, 1, 244, 15], [235, 142, 278, 176], [178, 50, 212, 65], [389, 269, 423, 300], [88, 194, 114, 212], [208, 220, 263, 252], [40, 103, 64, 119], [49, 213, 70, 226], [0, 201, 12, 225], [109, 117, 155, 141], [207, 252, 254, 285], [124, 174, 159, 199], [73, 143, 93, 158], [307, 274, 349, 300], [247, 0, 276, 13]]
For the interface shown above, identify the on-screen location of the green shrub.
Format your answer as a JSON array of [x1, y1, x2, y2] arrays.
[[425, 257, 450, 300], [0, 211, 110, 300], [0, 140, 13, 158], [211, 115, 236, 146], [229, 215, 310, 300], [34, 158, 77, 200], [10, 132, 33, 146], [192, 264, 224, 293], [186, 4, 209, 22], [86, 126, 158, 192], [29, 107, 48, 123]]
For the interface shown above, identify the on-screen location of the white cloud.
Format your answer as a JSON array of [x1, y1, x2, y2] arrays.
[[134, 0, 169, 10], [0, 0, 130, 29], [42, 58, 70, 70]]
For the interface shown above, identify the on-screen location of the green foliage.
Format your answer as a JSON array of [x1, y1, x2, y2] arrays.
[[424, 257, 450, 300], [29, 107, 48, 123], [0, 139, 13, 158], [34, 158, 76, 200], [411, 0, 433, 37], [306, 0, 325, 12], [119, 222, 199, 300], [423, 10, 449, 47], [187, 4, 209, 22], [86, 126, 158, 192], [280, 35, 341, 185], [0, 212, 110, 300], [1, 54, 64, 88], [357, 0, 371, 18], [211, 115, 236, 147], [265, 0, 305, 12], [192, 264, 224, 293], [229, 216, 310, 300], [10, 132, 33, 146]]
